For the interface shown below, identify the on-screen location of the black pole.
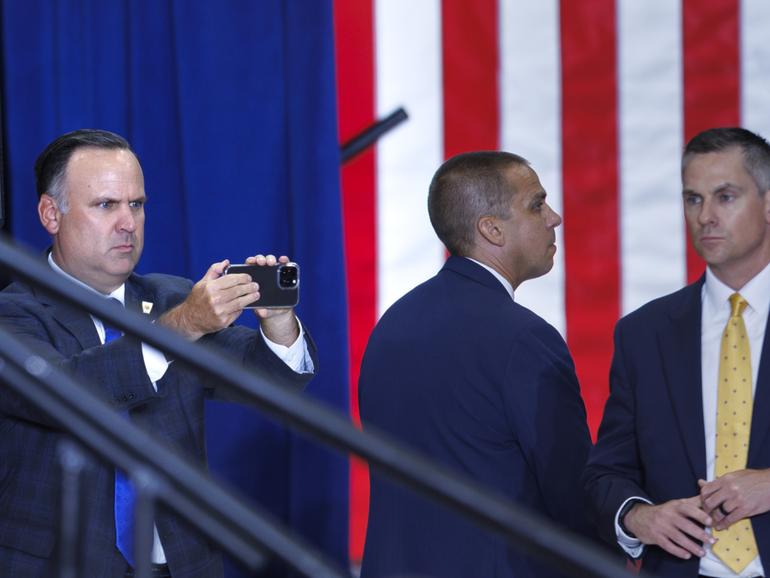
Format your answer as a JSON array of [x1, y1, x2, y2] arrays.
[[0, 333, 349, 578], [340, 107, 408, 163]]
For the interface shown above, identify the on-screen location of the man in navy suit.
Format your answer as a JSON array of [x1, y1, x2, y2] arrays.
[[358, 151, 593, 578], [0, 129, 316, 578], [585, 127, 770, 577]]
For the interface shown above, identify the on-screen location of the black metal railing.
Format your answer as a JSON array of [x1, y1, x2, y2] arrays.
[[0, 235, 640, 578], [0, 323, 348, 578]]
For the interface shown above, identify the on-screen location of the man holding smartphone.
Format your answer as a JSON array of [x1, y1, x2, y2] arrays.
[[0, 129, 315, 578]]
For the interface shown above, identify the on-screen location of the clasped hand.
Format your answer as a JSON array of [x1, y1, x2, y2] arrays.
[[624, 468, 770, 560]]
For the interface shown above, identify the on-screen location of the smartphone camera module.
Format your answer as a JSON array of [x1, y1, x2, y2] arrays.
[[278, 264, 299, 289]]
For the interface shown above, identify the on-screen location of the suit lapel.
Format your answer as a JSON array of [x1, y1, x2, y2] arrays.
[[29, 252, 101, 350], [125, 276, 158, 320], [749, 313, 770, 465], [658, 280, 707, 480], [124, 280, 141, 314], [37, 288, 101, 350], [35, 274, 155, 350]]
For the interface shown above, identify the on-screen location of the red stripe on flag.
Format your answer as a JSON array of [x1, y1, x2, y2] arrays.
[[442, 0, 499, 157], [333, 0, 376, 564], [683, 0, 740, 282], [560, 0, 620, 436]]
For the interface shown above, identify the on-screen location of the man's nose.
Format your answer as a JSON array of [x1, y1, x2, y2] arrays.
[[547, 204, 562, 228], [117, 205, 136, 232], [697, 198, 716, 226]]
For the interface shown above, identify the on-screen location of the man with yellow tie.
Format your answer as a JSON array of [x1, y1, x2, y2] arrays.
[[585, 127, 770, 577]]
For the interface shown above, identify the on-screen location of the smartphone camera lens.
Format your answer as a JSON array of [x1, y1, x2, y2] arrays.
[[278, 264, 299, 289]]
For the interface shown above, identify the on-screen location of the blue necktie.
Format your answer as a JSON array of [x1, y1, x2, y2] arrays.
[[102, 305, 136, 567]]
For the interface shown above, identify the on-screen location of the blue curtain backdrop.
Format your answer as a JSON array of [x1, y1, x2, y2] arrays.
[[1, 1, 349, 575]]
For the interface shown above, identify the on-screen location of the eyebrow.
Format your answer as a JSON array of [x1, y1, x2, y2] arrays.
[[91, 193, 148, 203], [682, 183, 741, 196], [712, 182, 741, 194], [91, 195, 120, 203]]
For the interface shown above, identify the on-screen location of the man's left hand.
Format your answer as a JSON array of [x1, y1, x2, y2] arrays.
[[699, 470, 770, 530], [246, 254, 300, 346]]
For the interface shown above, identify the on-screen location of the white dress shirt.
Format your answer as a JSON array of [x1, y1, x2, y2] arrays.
[[616, 263, 770, 577]]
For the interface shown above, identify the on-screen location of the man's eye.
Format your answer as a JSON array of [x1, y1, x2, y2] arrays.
[[684, 195, 701, 206], [129, 200, 144, 209], [98, 201, 114, 209], [719, 193, 734, 202]]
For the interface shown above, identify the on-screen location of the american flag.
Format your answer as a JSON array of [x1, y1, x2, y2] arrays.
[[334, 0, 770, 561]]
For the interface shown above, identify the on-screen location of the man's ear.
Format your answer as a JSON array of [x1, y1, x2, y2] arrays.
[[477, 215, 504, 247], [38, 194, 61, 235]]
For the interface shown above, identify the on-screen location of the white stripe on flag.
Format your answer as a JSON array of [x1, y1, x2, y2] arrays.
[[498, 0, 566, 335], [619, 0, 686, 315], [375, 0, 446, 317], [741, 0, 770, 140]]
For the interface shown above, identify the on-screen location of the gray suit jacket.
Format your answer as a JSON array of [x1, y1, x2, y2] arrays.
[[0, 271, 316, 578]]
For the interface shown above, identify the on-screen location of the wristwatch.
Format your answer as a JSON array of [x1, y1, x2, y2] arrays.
[[618, 499, 641, 538]]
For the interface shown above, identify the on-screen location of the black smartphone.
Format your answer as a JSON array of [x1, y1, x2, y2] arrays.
[[224, 262, 300, 308]]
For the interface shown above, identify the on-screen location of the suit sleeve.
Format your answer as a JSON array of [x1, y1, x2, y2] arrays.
[[502, 322, 594, 537], [583, 320, 651, 547], [192, 323, 318, 399]]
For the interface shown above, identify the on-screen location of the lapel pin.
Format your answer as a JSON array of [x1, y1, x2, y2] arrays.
[[142, 301, 154, 315]]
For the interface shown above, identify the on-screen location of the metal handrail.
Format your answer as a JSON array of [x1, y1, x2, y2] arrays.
[[0, 327, 348, 578], [0, 235, 639, 578]]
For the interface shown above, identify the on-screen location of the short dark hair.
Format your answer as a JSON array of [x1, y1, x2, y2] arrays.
[[683, 127, 770, 192], [34, 129, 134, 212], [428, 151, 529, 255]]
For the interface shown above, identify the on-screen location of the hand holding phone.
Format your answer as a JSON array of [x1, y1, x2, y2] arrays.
[[224, 262, 300, 309]]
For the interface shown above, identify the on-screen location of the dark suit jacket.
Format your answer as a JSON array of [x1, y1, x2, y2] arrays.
[[358, 257, 593, 578], [584, 278, 770, 576], [0, 271, 317, 578]]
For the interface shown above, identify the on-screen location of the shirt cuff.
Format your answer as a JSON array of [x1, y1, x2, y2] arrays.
[[615, 496, 651, 558], [142, 342, 170, 386], [260, 317, 314, 374]]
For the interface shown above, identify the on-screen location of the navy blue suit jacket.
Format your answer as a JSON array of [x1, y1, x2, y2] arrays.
[[0, 271, 316, 578], [584, 278, 770, 576], [359, 257, 593, 578]]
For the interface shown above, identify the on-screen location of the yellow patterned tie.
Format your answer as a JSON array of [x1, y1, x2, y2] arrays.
[[712, 293, 758, 573]]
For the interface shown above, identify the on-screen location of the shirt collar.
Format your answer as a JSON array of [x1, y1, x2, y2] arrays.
[[704, 261, 770, 317], [465, 257, 514, 300], [48, 253, 125, 305]]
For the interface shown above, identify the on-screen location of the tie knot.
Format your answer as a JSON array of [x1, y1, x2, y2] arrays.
[[729, 293, 748, 318]]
